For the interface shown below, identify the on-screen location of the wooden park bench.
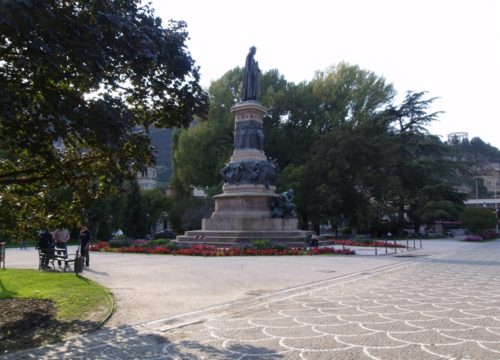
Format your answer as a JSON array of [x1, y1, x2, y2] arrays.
[[38, 246, 81, 273]]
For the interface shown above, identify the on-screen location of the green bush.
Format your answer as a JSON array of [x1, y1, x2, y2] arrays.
[[108, 237, 133, 248], [149, 238, 171, 247], [251, 239, 271, 249], [166, 242, 181, 251], [459, 207, 497, 234]]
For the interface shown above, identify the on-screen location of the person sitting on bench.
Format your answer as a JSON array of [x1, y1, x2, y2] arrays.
[[53, 226, 70, 267], [37, 229, 54, 268]]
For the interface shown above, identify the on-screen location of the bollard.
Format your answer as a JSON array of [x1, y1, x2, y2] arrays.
[[394, 239, 397, 253], [74, 249, 84, 275]]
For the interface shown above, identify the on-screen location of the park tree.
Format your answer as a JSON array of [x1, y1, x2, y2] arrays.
[[309, 62, 395, 132], [122, 181, 148, 238], [459, 207, 497, 234], [408, 183, 466, 230], [282, 64, 395, 230], [172, 68, 241, 194], [382, 92, 465, 234], [0, 0, 208, 235], [85, 193, 127, 241], [141, 188, 172, 235], [302, 119, 392, 235]]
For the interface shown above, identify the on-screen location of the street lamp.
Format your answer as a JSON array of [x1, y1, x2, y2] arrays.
[[495, 172, 499, 233]]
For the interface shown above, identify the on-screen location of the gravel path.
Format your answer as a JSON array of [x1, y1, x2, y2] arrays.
[[5, 239, 499, 359]]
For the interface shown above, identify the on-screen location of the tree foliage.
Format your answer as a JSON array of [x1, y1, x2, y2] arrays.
[[309, 62, 395, 132], [378, 92, 464, 234], [459, 207, 497, 234], [0, 0, 208, 233], [122, 181, 147, 238], [172, 62, 466, 237], [302, 119, 393, 234], [172, 69, 241, 193]]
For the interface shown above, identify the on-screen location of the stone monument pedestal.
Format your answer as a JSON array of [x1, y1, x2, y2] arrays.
[[176, 101, 312, 247]]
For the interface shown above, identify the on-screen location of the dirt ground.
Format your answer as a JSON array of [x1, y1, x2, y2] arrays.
[[0, 295, 111, 354]]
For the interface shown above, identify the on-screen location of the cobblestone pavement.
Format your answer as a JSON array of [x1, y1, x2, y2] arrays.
[[5, 241, 500, 359]]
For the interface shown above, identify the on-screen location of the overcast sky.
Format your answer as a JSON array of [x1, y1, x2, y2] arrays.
[[151, 0, 500, 148]]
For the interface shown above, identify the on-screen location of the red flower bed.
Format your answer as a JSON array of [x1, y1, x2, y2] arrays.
[[89, 241, 110, 251], [465, 235, 483, 241], [89, 242, 356, 256]]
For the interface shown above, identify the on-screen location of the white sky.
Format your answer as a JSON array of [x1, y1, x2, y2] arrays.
[[151, 0, 500, 148]]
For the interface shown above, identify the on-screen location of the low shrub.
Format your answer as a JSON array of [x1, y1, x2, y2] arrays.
[[478, 231, 498, 240], [132, 239, 149, 247], [465, 235, 483, 241], [150, 238, 171, 247], [108, 237, 133, 248], [251, 239, 271, 249], [166, 241, 181, 251], [273, 244, 286, 252]]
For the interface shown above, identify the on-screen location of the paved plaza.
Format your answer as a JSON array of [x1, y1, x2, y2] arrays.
[[3, 239, 500, 359]]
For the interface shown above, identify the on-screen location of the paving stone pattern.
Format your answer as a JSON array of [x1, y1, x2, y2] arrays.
[[5, 241, 500, 360]]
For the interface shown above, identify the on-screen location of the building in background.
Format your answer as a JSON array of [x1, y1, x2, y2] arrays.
[[137, 166, 158, 190], [136, 128, 174, 190]]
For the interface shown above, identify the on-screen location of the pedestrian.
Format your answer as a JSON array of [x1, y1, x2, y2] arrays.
[[79, 226, 91, 267], [52, 226, 70, 267], [37, 229, 54, 268]]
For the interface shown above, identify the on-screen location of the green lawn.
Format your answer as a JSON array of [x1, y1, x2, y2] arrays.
[[0, 269, 112, 320], [1, 269, 113, 353]]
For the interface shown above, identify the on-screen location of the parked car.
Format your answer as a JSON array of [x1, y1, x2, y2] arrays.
[[154, 230, 176, 239]]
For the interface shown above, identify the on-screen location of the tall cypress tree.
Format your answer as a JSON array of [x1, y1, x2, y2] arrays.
[[123, 181, 148, 239]]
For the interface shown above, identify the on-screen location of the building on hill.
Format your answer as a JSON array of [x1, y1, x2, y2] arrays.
[[137, 166, 158, 190], [447, 132, 468, 144]]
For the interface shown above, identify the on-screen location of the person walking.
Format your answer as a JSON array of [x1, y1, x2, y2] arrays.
[[53, 226, 70, 267], [79, 226, 91, 267]]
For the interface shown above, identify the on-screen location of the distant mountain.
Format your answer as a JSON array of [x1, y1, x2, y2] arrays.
[[447, 137, 500, 164], [446, 137, 500, 197]]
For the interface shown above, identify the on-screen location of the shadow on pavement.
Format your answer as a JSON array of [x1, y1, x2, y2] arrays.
[[3, 322, 286, 359], [428, 258, 500, 267]]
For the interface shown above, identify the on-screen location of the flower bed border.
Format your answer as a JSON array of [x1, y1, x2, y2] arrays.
[[90, 242, 355, 256]]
